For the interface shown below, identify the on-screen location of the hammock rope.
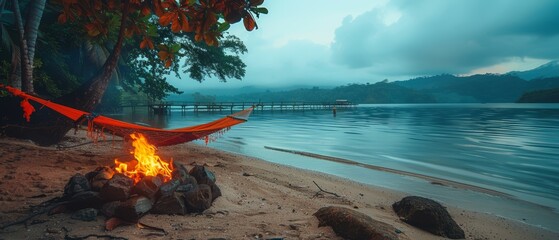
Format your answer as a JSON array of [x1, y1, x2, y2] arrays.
[[1, 85, 253, 146]]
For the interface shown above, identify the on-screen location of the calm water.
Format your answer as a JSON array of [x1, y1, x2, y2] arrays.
[[112, 103, 559, 229]]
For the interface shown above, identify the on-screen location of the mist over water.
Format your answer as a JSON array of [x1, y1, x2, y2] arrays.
[[111, 103, 559, 229]]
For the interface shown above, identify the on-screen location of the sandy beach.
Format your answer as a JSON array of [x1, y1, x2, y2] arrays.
[[1, 132, 558, 240]]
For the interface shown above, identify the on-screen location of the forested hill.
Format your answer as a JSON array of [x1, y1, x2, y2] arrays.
[[216, 81, 435, 103], [393, 74, 559, 103], [210, 75, 559, 104], [517, 88, 559, 103]]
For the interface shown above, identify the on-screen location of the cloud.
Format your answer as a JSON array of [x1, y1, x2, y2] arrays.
[[172, 0, 559, 91], [331, 0, 559, 76], [240, 39, 373, 87]]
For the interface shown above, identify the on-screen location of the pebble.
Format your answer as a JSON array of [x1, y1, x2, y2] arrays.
[[45, 227, 61, 234], [71, 208, 98, 222]]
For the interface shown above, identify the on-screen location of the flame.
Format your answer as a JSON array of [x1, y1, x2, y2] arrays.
[[114, 133, 174, 184]]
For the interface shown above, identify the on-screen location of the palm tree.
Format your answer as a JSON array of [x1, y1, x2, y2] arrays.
[[3, 0, 46, 93]]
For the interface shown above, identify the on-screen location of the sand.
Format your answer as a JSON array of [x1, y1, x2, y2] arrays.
[[0, 132, 558, 240]]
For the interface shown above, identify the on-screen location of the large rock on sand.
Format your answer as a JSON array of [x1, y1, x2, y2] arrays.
[[314, 206, 407, 240], [189, 165, 221, 201], [392, 196, 465, 239]]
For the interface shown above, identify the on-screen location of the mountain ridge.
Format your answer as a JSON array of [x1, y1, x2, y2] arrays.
[[167, 60, 559, 103], [507, 60, 559, 80]]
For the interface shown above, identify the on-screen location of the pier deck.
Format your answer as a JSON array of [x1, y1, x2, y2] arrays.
[[119, 101, 357, 114]]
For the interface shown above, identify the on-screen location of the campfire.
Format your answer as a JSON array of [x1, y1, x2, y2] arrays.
[[114, 133, 174, 184], [60, 133, 221, 229]]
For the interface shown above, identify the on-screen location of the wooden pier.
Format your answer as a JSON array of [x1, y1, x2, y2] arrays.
[[119, 101, 357, 115]]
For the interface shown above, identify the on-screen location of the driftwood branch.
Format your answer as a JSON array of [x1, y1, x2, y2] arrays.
[[56, 140, 124, 150], [0, 200, 69, 230], [312, 181, 341, 198], [137, 221, 167, 235], [64, 234, 128, 240]]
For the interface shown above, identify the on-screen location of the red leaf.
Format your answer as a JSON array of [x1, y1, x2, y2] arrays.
[[140, 38, 148, 49], [141, 6, 151, 16], [201, 12, 217, 32], [158, 50, 169, 61], [58, 13, 67, 24], [179, 12, 192, 32], [159, 12, 175, 26], [194, 32, 203, 42], [94, 1, 102, 10], [171, 17, 181, 32], [153, 0, 164, 15], [243, 15, 257, 31], [107, 0, 116, 9], [85, 23, 101, 36], [204, 33, 218, 47]]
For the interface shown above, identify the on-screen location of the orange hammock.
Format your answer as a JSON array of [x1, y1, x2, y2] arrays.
[[1, 85, 253, 146]]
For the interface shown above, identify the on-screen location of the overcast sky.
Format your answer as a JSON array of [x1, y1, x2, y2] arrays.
[[171, 0, 559, 90]]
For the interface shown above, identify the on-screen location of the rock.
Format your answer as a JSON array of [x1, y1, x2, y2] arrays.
[[189, 165, 221, 201], [175, 183, 195, 193], [151, 192, 186, 215], [184, 184, 213, 213], [100, 201, 122, 218], [71, 208, 98, 222], [158, 178, 181, 197], [100, 173, 133, 202], [67, 191, 103, 210], [114, 196, 153, 222], [209, 184, 221, 202], [189, 165, 216, 183], [392, 196, 465, 239], [132, 175, 163, 200], [314, 206, 405, 240], [87, 166, 115, 191], [172, 166, 198, 185], [63, 173, 91, 199]]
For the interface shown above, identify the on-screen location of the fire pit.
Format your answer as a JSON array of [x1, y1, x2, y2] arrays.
[[58, 133, 221, 229]]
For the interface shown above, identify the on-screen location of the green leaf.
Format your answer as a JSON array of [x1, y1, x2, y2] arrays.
[[146, 24, 159, 37], [252, 7, 268, 15], [217, 22, 230, 32], [170, 43, 181, 53]]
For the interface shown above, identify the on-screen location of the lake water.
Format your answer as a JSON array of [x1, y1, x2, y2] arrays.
[[111, 103, 559, 230]]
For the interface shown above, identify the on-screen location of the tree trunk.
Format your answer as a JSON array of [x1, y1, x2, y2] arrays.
[[24, 0, 46, 68], [11, 0, 33, 93], [9, 46, 22, 89], [60, 1, 130, 111]]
